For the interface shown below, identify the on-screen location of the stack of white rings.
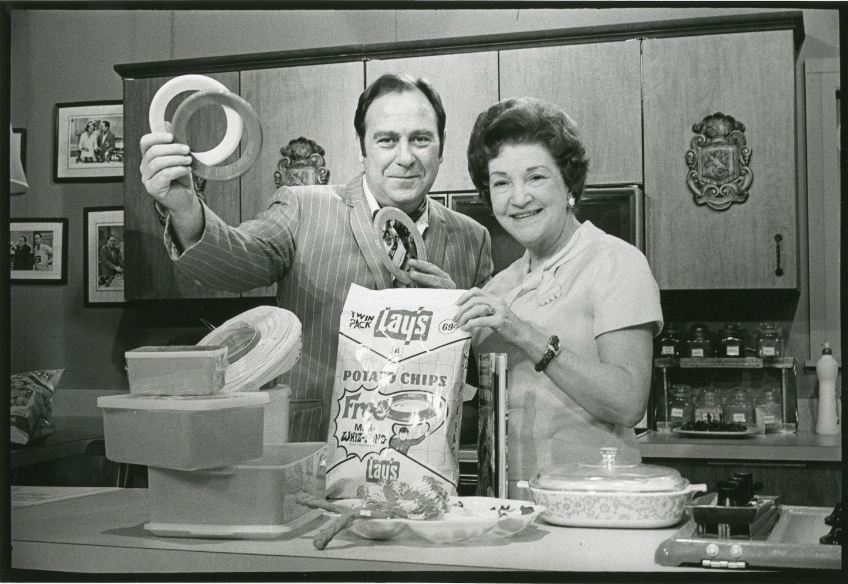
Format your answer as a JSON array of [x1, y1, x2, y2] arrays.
[[199, 306, 302, 393], [148, 74, 243, 166]]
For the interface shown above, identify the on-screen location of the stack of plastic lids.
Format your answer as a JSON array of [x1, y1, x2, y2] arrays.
[[198, 306, 302, 393]]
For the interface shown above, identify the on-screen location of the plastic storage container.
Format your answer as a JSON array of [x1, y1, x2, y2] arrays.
[[755, 389, 783, 432], [98, 392, 269, 470], [126, 345, 228, 395], [666, 385, 693, 428], [145, 442, 328, 539], [723, 389, 755, 425], [517, 447, 706, 528]]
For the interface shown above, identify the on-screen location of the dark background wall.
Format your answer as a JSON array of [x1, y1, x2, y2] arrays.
[[8, 8, 840, 425]]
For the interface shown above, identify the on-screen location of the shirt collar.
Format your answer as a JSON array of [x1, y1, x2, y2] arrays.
[[362, 176, 430, 225]]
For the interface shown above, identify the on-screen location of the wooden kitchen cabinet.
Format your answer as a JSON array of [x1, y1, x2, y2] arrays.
[[499, 40, 643, 186], [124, 72, 241, 300], [239, 62, 364, 297], [366, 52, 499, 192], [642, 30, 797, 289]]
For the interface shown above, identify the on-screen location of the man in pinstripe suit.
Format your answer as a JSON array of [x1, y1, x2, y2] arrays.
[[140, 74, 493, 441]]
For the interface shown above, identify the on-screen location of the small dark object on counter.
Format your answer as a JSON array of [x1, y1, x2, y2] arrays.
[[820, 502, 843, 545], [679, 420, 748, 432]]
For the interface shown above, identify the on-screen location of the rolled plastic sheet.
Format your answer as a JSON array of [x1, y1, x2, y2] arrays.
[[198, 306, 302, 393]]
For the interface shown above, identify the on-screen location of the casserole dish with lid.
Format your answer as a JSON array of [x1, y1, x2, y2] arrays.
[[517, 447, 706, 528]]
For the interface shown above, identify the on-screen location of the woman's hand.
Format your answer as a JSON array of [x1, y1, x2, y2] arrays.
[[454, 287, 533, 346]]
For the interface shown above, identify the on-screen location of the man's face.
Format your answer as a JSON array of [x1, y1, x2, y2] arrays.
[[18, 237, 25, 247], [101, 124, 108, 134], [34, 234, 41, 246], [360, 90, 443, 214], [108, 236, 117, 248]]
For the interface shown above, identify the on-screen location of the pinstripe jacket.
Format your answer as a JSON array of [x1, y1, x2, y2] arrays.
[[168, 174, 493, 441]]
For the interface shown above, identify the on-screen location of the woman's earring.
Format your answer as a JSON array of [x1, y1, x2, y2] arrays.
[[567, 196, 576, 208]]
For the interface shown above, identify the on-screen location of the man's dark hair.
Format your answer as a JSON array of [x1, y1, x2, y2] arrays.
[[32, 232, 41, 239], [20, 235, 27, 242], [101, 120, 111, 130], [354, 73, 446, 157]]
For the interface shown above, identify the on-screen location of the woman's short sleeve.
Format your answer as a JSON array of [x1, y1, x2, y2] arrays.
[[591, 243, 663, 338]]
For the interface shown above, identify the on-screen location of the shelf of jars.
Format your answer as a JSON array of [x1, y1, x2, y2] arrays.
[[651, 357, 797, 436]]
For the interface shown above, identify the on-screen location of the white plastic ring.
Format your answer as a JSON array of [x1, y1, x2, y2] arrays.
[[148, 74, 243, 166]]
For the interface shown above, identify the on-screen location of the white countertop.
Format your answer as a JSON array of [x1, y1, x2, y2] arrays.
[[637, 431, 841, 462], [11, 487, 705, 574]]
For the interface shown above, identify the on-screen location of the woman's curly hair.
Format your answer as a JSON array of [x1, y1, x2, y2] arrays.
[[467, 97, 589, 209]]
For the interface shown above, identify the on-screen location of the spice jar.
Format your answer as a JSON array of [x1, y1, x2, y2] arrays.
[[718, 323, 745, 358], [694, 388, 723, 423], [756, 323, 785, 358], [657, 324, 683, 358], [754, 389, 783, 431], [723, 389, 754, 425], [686, 323, 714, 358], [667, 385, 693, 427]]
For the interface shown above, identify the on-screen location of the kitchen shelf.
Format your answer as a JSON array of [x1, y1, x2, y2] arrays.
[[654, 357, 795, 369]]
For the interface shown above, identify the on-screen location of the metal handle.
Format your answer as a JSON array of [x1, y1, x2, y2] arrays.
[[774, 234, 784, 277]]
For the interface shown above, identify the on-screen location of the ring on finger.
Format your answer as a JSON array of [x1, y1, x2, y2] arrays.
[[484, 305, 496, 317]]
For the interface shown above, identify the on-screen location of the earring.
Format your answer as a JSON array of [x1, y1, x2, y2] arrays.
[[567, 196, 576, 208]]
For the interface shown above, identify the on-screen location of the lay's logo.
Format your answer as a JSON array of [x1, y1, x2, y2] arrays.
[[373, 307, 433, 345]]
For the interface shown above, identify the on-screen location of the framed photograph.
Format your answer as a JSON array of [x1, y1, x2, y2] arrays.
[[10, 218, 68, 284], [84, 207, 125, 307], [428, 193, 448, 207], [12, 127, 26, 172], [54, 101, 124, 182]]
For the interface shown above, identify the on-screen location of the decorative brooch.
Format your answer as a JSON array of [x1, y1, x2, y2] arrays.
[[685, 112, 753, 211]]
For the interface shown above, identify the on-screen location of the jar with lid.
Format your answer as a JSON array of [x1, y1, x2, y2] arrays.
[[723, 389, 754, 425], [686, 323, 714, 358], [754, 389, 783, 432], [718, 323, 745, 358], [657, 324, 684, 358], [694, 388, 723, 423], [756, 323, 785, 358], [666, 385, 693, 427]]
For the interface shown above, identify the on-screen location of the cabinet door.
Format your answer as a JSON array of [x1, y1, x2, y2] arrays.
[[124, 72, 241, 300], [240, 62, 364, 297], [499, 40, 642, 186], [643, 31, 797, 289], [366, 52, 499, 192]]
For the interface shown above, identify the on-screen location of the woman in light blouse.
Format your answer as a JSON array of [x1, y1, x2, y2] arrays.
[[454, 97, 663, 499]]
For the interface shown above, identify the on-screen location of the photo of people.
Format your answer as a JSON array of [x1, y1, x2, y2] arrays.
[[9, 220, 67, 283], [96, 225, 124, 290], [54, 101, 123, 181], [84, 207, 125, 305], [68, 116, 123, 166]]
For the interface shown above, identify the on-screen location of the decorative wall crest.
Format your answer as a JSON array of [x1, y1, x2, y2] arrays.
[[685, 112, 753, 211], [274, 137, 330, 188]]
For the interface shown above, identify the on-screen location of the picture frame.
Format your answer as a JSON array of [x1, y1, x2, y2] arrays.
[[54, 101, 124, 182], [428, 193, 448, 207], [12, 127, 26, 172], [83, 207, 126, 307], [10, 218, 68, 284]]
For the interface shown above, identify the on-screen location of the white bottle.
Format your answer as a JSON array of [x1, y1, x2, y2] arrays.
[[815, 343, 840, 435]]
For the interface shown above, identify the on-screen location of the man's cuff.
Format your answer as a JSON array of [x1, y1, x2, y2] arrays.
[[163, 203, 208, 261]]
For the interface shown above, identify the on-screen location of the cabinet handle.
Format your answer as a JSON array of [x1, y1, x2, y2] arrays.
[[774, 234, 784, 277]]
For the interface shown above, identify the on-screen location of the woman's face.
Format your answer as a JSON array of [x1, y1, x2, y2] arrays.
[[86, 124, 95, 133], [488, 143, 571, 257]]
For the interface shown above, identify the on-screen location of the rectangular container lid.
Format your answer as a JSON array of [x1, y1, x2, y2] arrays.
[[126, 345, 227, 359], [98, 392, 269, 411]]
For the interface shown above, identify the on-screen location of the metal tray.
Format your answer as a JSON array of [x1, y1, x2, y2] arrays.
[[686, 493, 779, 525], [656, 505, 841, 570]]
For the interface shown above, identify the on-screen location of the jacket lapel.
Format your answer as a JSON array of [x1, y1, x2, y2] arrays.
[[344, 174, 393, 289], [425, 196, 447, 269]]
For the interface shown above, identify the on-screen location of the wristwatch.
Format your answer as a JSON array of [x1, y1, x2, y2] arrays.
[[535, 335, 561, 372]]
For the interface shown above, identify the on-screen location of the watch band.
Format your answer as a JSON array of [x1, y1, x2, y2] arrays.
[[535, 335, 561, 372]]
